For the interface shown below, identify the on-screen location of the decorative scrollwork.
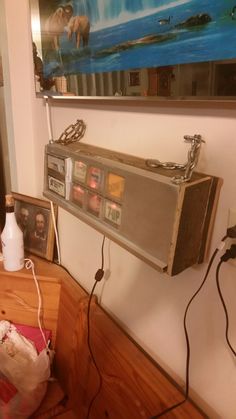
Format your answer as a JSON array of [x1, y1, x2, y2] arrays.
[[55, 119, 86, 145]]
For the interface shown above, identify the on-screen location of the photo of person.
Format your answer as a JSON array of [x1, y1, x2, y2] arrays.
[[28, 210, 48, 254], [16, 206, 30, 246], [13, 193, 57, 261]]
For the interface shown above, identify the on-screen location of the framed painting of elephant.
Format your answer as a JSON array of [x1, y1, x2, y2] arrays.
[[31, 0, 236, 100]]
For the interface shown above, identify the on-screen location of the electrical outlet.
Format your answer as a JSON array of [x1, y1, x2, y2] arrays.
[[228, 208, 236, 229], [227, 209, 236, 266]]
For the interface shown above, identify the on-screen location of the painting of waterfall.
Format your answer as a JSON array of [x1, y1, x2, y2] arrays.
[[37, 0, 236, 78]]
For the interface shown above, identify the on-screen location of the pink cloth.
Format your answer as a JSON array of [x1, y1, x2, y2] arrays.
[[13, 323, 51, 353]]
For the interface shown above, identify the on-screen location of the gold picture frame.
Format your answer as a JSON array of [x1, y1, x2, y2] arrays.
[[12, 192, 57, 261]]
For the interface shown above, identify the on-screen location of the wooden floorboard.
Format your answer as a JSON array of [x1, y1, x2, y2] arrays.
[[55, 410, 77, 418]]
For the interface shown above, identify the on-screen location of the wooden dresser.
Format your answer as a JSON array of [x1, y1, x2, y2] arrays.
[[0, 257, 207, 418]]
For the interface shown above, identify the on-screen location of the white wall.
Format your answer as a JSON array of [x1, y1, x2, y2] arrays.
[[1, 1, 236, 418], [0, 0, 37, 194]]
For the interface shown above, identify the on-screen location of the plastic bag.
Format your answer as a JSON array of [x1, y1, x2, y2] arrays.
[[0, 321, 53, 419]]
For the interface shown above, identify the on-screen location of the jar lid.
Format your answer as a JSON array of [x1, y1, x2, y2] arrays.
[[5, 194, 14, 207]]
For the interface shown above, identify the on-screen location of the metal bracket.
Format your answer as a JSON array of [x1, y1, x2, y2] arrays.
[[146, 134, 205, 184]]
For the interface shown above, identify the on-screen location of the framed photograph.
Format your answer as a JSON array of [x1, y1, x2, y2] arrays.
[[12, 192, 57, 261]]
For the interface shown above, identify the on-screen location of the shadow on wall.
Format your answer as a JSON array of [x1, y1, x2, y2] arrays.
[[0, 56, 3, 87], [0, 134, 6, 230], [0, 56, 5, 229]]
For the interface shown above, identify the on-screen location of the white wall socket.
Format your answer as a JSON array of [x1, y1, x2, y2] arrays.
[[228, 208, 236, 229], [227, 208, 236, 266]]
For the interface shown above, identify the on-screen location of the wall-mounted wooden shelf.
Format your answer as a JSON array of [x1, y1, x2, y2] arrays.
[[44, 142, 221, 275]]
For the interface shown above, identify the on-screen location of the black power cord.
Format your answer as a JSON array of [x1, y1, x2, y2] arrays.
[[54, 226, 235, 418], [215, 244, 236, 358], [54, 238, 106, 418], [86, 235, 105, 419], [150, 235, 227, 419]]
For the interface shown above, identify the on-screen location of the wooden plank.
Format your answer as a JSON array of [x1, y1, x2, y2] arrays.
[[198, 176, 223, 262], [55, 271, 207, 419], [168, 178, 212, 275], [54, 271, 87, 408], [0, 257, 61, 345], [56, 411, 77, 418]]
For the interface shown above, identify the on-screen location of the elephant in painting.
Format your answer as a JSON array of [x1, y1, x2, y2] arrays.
[[67, 15, 90, 48], [45, 5, 73, 50]]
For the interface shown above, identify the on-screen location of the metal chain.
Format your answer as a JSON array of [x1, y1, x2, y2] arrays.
[[172, 135, 205, 184], [146, 134, 205, 184], [146, 160, 186, 170], [55, 119, 86, 145]]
